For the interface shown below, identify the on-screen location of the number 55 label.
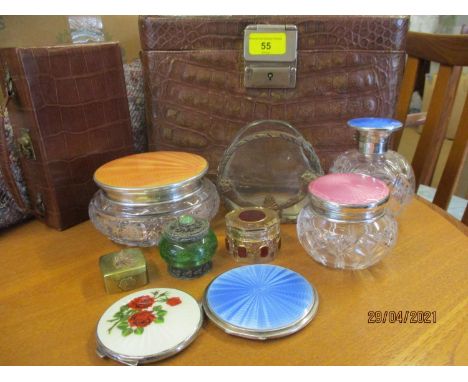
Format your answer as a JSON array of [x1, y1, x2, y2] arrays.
[[248, 32, 287, 55]]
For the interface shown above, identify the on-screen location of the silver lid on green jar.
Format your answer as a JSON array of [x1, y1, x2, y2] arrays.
[[162, 215, 210, 243]]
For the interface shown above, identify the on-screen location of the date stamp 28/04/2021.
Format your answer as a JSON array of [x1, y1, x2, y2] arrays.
[[368, 311, 437, 324]]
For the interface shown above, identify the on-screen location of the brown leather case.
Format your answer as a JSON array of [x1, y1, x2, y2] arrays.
[[139, 15, 409, 175], [0, 42, 134, 230]]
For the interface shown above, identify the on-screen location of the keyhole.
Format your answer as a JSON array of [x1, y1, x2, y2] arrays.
[[267, 72, 273, 80]]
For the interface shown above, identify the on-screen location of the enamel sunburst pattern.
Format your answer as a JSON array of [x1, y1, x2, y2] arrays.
[[203, 265, 319, 339], [94, 151, 208, 189]]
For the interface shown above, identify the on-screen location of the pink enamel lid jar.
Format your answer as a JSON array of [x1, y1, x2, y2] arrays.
[[307, 173, 390, 222], [297, 173, 397, 270]]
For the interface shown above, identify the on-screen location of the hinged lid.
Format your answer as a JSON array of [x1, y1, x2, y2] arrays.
[[139, 16, 409, 52], [203, 264, 319, 340], [99, 248, 146, 279], [225, 207, 279, 234], [96, 288, 203, 365]]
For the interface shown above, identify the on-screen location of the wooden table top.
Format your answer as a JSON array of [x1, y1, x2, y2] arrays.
[[0, 196, 467, 366]]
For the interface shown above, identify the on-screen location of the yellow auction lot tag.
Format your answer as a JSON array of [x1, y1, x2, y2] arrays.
[[248, 32, 287, 55]]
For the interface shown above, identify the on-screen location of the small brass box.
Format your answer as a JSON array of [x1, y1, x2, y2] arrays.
[[99, 249, 148, 294]]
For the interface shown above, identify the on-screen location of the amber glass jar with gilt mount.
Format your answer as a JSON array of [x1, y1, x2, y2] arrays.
[[225, 207, 281, 263], [217, 120, 323, 223], [89, 151, 219, 247]]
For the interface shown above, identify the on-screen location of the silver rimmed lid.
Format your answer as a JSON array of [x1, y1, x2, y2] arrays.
[[96, 176, 206, 206], [93, 152, 209, 206], [348, 117, 403, 155], [202, 264, 319, 340], [308, 173, 390, 222], [203, 287, 319, 340], [95, 288, 203, 365]]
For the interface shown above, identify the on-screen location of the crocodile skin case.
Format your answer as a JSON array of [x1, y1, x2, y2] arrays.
[[0, 43, 134, 230], [0, 110, 31, 230], [139, 16, 409, 175]]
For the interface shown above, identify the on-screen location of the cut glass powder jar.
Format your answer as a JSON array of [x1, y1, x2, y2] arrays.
[[159, 215, 218, 279], [89, 151, 220, 247], [225, 207, 280, 263], [297, 173, 398, 270], [330, 117, 415, 217]]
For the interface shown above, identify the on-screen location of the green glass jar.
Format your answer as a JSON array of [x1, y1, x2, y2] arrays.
[[159, 215, 218, 279]]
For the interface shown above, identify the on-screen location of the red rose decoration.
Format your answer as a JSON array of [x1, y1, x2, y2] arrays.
[[128, 310, 155, 328], [127, 295, 155, 310], [166, 297, 182, 306]]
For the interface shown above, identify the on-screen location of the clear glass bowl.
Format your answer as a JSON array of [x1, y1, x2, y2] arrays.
[[297, 204, 397, 270], [297, 173, 398, 270], [89, 178, 219, 247]]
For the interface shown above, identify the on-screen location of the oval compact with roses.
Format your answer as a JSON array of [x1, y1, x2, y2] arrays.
[[96, 288, 202, 365]]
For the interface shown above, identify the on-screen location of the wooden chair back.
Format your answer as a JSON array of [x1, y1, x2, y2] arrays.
[[393, 29, 468, 225]]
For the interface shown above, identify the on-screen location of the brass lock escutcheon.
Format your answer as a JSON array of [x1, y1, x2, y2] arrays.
[[243, 24, 298, 88]]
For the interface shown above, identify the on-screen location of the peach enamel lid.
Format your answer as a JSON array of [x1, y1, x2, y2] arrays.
[[94, 152, 208, 189], [308, 173, 389, 206]]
